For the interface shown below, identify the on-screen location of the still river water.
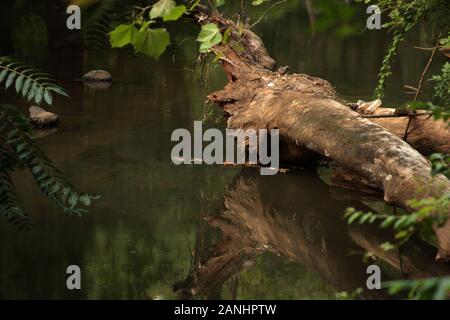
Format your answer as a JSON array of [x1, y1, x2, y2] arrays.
[[0, 1, 448, 299]]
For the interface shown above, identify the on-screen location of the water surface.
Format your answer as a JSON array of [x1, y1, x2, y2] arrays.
[[0, 1, 448, 299]]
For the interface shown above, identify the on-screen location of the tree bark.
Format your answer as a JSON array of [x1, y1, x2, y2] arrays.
[[195, 11, 450, 262]]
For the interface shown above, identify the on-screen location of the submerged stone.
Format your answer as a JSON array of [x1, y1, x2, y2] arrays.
[[29, 106, 58, 128], [82, 70, 112, 82]]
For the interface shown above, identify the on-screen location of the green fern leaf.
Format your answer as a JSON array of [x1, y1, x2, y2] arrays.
[[5, 72, 17, 89], [0, 170, 31, 230], [35, 86, 44, 105], [21, 78, 31, 97], [43, 89, 53, 105], [0, 57, 68, 106], [15, 75, 24, 93], [0, 69, 7, 82], [27, 83, 36, 102], [0, 104, 98, 216]]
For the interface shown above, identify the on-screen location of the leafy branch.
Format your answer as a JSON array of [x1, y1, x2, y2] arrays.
[[0, 57, 68, 106], [384, 277, 450, 300], [360, 0, 446, 99], [0, 104, 98, 217], [345, 196, 450, 246], [0, 169, 31, 230]]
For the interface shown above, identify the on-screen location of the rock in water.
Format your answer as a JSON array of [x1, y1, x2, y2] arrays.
[[29, 106, 58, 128], [82, 70, 112, 82]]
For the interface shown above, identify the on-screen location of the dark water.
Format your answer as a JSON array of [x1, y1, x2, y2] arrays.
[[0, 1, 448, 299]]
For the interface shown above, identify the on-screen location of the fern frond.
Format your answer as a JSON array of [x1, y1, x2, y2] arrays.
[[0, 56, 69, 106], [0, 144, 21, 172], [84, 0, 131, 54], [0, 104, 97, 216], [0, 170, 32, 230]]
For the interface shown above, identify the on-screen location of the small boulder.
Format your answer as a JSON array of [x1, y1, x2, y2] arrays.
[[82, 70, 112, 82], [29, 106, 58, 128]]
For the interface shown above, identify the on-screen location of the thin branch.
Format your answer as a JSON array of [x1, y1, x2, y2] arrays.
[[404, 35, 441, 140], [414, 37, 441, 102], [250, 0, 287, 29], [414, 46, 436, 51], [362, 112, 431, 119]]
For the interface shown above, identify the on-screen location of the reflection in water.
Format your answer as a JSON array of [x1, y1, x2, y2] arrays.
[[174, 171, 450, 300]]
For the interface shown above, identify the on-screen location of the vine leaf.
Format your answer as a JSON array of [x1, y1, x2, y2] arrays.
[[134, 28, 171, 59], [109, 24, 171, 59], [197, 23, 222, 53], [150, 0, 186, 21], [109, 24, 137, 48]]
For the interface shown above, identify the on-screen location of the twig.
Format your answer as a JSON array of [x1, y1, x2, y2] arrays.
[[240, 0, 247, 26], [403, 85, 418, 92], [362, 112, 431, 119], [414, 37, 441, 102], [132, 5, 152, 20], [404, 35, 441, 140], [414, 46, 436, 51], [250, 0, 287, 29]]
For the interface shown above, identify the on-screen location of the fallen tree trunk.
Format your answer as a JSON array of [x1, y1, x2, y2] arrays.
[[195, 11, 450, 262], [360, 108, 450, 155]]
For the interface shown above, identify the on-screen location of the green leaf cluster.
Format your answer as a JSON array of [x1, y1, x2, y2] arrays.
[[430, 62, 450, 108], [108, 0, 195, 59], [150, 0, 186, 21], [0, 104, 98, 222], [430, 153, 450, 177], [0, 170, 31, 230], [384, 277, 450, 300], [108, 1, 227, 58], [109, 24, 171, 59], [344, 198, 450, 245], [359, 0, 449, 98], [409, 101, 450, 123], [0, 57, 68, 106]]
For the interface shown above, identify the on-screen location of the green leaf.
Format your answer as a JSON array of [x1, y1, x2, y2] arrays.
[[133, 28, 170, 59], [162, 5, 186, 21], [0, 69, 8, 82], [150, 0, 175, 19], [43, 89, 53, 106], [109, 24, 136, 48], [15, 75, 24, 93], [5, 72, 17, 89], [197, 23, 222, 53], [79, 194, 92, 206], [214, 0, 226, 7], [21, 78, 31, 97], [0, 58, 68, 104], [48, 86, 69, 97], [27, 83, 36, 102], [35, 86, 44, 105], [380, 216, 396, 228]]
